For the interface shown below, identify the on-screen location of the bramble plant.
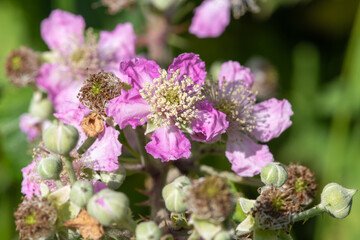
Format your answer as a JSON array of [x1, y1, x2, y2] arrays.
[[6, 1, 357, 240]]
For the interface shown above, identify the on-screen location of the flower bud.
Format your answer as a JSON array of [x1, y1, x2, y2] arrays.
[[151, 0, 177, 10], [320, 183, 357, 219], [70, 181, 94, 208], [43, 121, 79, 155], [135, 221, 161, 240], [37, 155, 63, 180], [100, 167, 126, 190], [87, 189, 129, 226], [162, 176, 191, 213], [29, 92, 53, 120], [261, 162, 287, 187]]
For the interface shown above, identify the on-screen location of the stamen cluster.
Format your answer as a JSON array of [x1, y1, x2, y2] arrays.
[[139, 69, 204, 128], [204, 79, 256, 133]]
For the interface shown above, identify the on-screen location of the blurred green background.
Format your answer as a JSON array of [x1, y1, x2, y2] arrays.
[[0, 0, 359, 239]]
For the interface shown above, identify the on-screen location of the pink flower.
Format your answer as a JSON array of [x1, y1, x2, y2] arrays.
[[19, 114, 43, 141], [36, 9, 136, 110], [107, 53, 226, 161], [207, 61, 293, 177], [189, 0, 231, 38]]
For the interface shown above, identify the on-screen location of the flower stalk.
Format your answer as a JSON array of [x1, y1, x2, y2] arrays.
[[64, 155, 77, 184]]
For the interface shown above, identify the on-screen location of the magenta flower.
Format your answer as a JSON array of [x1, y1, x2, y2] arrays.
[[36, 9, 136, 111], [207, 61, 293, 177], [189, 0, 231, 38], [19, 114, 50, 141], [106, 53, 228, 161], [189, 0, 261, 38]]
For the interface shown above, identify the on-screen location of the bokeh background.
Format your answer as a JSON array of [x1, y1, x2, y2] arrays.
[[0, 0, 359, 239]]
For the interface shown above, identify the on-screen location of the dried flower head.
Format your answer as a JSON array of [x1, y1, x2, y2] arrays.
[[187, 176, 234, 222], [78, 70, 131, 115], [5, 46, 40, 87], [283, 163, 317, 207], [139, 69, 204, 128], [14, 196, 57, 239], [100, 0, 135, 15], [81, 112, 105, 137], [251, 187, 297, 230]]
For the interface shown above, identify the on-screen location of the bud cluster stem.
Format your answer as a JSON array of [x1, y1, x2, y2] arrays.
[[292, 205, 325, 222], [77, 136, 97, 155], [64, 156, 77, 184]]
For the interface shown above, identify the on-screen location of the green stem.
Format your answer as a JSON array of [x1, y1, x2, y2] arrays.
[[293, 205, 325, 222], [77, 136, 97, 155], [119, 215, 137, 233], [119, 130, 140, 158], [64, 156, 77, 184]]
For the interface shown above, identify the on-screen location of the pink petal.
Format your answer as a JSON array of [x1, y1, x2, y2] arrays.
[[120, 58, 160, 89], [41, 9, 85, 55], [53, 81, 83, 112], [218, 61, 254, 87], [36, 63, 73, 103], [189, 0, 231, 38], [84, 125, 122, 172], [251, 98, 293, 142], [98, 23, 136, 63], [168, 53, 207, 86], [19, 114, 43, 141], [145, 125, 191, 162], [225, 132, 274, 177], [93, 181, 108, 193], [21, 160, 56, 198], [190, 101, 228, 143], [106, 88, 150, 129]]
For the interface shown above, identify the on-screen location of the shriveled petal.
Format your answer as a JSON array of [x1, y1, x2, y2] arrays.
[[218, 61, 254, 87], [106, 88, 150, 129], [189, 0, 231, 38], [21, 160, 56, 198], [36, 63, 73, 103], [225, 132, 273, 177], [145, 125, 191, 162], [168, 53, 207, 86], [19, 114, 43, 141], [251, 98, 293, 142], [120, 58, 160, 89], [41, 9, 85, 55], [84, 125, 122, 172], [98, 23, 136, 63], [190, 101, 228, 143]]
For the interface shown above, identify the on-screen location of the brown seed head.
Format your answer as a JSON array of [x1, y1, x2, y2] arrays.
[[283, 163, 317, 207], [78, 70, 131, 115], [5, 46, 40, 87], [187, 176, 234, 222], [14, 196, 57, 239]]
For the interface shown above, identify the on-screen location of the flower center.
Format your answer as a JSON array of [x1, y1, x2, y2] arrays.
[[11, 56, 21, 70], [295, 177, 307, 193], [139, 69, 204, 128], [25, 211, 37, 225], [204, 80, 256, 133]]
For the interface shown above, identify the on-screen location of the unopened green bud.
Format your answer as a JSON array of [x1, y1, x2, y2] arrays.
[[100, 167, 126, 190], [320, 183, 357, 219], [135, 221, 161, 240], [43, 122, 79, 155], [29, 92, 53, 120], [151, 0, 177, 10], [162, 176, 191, 213], [37, 155, 63, 180], [87, 189, 129, 226], [214, 231, 232, 240], [70, 181, 94, 208], [261, 162, 287, 187]]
